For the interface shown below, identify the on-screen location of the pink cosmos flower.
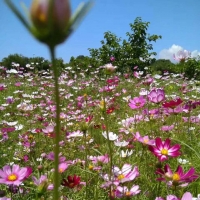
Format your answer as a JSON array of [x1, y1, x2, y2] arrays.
[[133, 71, 141, 79], [155, 192, 192, 200], [0, 165, 32, 186], [104, 63, 117, 74], [148, 137, 181, 161], [59, 162, 69, 173], [115, 185, 140, 198], [156, 164, 198, 187], [173, 50, 191, 62], [15, 82, 21, 87], [0, 197, 11, 200], [124, 73, 129, 79], [143, 77, 154, 85], [134, 132, 155, 145], [0, 84, 6, 91], [46, 152, 66, 163], [148, 88, 165, 103], [110, 56, 115, 62], [113, 164, 139, 184], [160, 125, 174, 132], [129, 96, 146, 109], [32, 175, 53, 190], [42, 125, 55, 138], [163, 105, 184, 115], [89, 154, 109, 164]]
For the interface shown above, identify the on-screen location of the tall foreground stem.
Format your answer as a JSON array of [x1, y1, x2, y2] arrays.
[[50, 46, 61, 200]]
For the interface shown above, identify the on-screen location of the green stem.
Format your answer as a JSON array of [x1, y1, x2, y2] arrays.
[[49, 46, 61, 200], [84, 130, 88, 199], [103, 97, 113, 197]]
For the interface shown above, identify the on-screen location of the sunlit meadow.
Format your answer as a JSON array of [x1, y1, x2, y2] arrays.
[[1, 57, 200, 200]]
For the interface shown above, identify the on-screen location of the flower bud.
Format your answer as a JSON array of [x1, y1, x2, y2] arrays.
[[30, 0, 71, 46]]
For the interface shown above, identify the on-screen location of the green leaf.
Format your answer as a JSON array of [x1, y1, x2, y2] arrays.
[[66, 1, 94, 37], [4, 0, 31, 32]]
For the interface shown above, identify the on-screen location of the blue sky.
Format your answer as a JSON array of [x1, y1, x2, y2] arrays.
[[1, 0, 200, 63]]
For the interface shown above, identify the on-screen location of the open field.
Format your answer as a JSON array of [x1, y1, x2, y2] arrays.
[[0, 66, 200, 200]]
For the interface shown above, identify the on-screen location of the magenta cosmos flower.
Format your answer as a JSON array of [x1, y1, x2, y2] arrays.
[[156, 164, 198, 187], [129, 96, 146, 109], [148, 138, 181, 161], [162, 98, 183, 109], [0, 165, 32, 186], [148, 88, 165, 103]]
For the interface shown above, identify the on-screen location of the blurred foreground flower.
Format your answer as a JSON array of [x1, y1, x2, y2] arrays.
[[5, 0, 93, 47]]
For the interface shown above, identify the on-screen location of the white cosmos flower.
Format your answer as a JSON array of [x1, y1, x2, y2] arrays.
[[6, 69, 18, 74], [154, 74, 162, 79], [15, 124, 23, 130], [102, 131, 118, 141], [177, 158, 189, 165], [7, 121, 18, 126], [114, 140, 129, 147], [119, 150, 133, 158], [139, 88, 148, 96]]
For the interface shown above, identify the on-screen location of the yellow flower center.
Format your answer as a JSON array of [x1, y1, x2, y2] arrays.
[[8, 174, 17, 181], [100, 100, 105, 107], [59, 168, 64, 173], [136, 102, 141, 107], [161, 148, 168, 155], [149, 114, 155, 120], [88, 164, 94, 170], [28, 134, 34, 140], [125, 191, 131, 196], [37, 10, 46, 23], [143, 138, 149, 144], [118, 174, 125, 180], [172, 173, 180, 181]]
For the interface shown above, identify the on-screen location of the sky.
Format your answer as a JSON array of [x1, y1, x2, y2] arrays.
[[1, 0, 200, 63]]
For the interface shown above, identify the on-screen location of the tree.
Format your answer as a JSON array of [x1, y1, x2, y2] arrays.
[[123, 17, 162, 71], [1, 54, 29, 69], [88, 17, 162, 73]]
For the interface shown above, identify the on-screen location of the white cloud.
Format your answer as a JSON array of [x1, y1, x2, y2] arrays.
[[158, 45, 183, 61], [191, 50, 200, 58], [158, 44, 200, 62]]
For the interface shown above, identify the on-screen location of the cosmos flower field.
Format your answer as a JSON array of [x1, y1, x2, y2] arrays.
[[0, 64, 200, 200]]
